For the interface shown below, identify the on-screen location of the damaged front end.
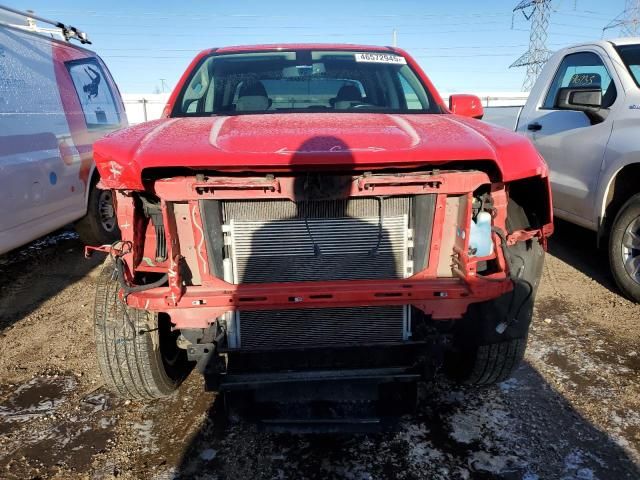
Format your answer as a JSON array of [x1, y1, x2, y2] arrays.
[[86, 165, 552, 427]]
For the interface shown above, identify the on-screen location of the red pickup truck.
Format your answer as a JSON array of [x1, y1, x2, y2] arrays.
[[90, 44, 553, 427]]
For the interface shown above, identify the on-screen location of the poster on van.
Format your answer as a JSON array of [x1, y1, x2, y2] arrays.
[[67, 59, 119, 128]]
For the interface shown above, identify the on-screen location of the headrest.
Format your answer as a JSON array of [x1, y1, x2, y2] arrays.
[[239, 80, 268, 98], [236, 80, 271, 111], [335, 84, 362, 101]]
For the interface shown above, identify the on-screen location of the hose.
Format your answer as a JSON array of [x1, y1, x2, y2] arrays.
[[368, 196, 386, 257], [491, 226, 533, 334], [114, 256, 168, 297]]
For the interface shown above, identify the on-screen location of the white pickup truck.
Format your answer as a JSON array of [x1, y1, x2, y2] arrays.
[[516, 38, 640, 303]]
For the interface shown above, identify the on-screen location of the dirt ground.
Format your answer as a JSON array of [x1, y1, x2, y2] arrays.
[[0, 221, 638, 480]]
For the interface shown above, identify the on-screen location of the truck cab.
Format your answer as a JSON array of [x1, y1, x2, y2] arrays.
[[516, 38, 640, 302]]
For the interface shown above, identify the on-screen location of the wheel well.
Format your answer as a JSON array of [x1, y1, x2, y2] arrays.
[[507, 176, 552, 230], [84, 167, 100, 209], [90, 166, 100, 186], [603, 163, 640, 234]]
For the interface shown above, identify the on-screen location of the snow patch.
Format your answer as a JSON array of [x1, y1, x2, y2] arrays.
[[499, 377, 520, 393], [467, 451, 521, 474], [0, 376, 76, 423], [200, 448, 217, 461], [133, 419, 158, 453], [449, 410, 483, 444], [562, 449, 600, 480]]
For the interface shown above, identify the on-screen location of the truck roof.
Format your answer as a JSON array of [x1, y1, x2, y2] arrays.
[[556, 37, 640, 51], [608, 37, 640, 46], [212, 43, 397, 55]]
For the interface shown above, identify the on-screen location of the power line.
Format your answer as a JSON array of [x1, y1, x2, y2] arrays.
[[554, 10, 612, 21], [86, 29, 515, 38], [510, 0, 554, 92], [74, 20, 510, 30], [97, 44, 528, 52], [35, 10, 513, 20], [603, 0, 640, 36]]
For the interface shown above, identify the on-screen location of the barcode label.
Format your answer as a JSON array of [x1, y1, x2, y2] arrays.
[[354, 53, 407, 64]]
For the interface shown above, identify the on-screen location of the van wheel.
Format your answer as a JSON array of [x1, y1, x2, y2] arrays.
[[76, 182, 120, 246], [94, 260, 193, 400], [446, 199, 545, 385], [609, 193, 640, 303]]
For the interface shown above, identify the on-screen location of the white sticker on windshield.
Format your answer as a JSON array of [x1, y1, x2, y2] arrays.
[[354, 53, 407, 64]]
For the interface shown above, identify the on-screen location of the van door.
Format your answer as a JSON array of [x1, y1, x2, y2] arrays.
[[517, 50, 618, 228], [0, 26, 82, 254]]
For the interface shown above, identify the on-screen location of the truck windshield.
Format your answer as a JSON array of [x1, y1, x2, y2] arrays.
[[617, 44, 640, 87], [172, 50, 440, 116]]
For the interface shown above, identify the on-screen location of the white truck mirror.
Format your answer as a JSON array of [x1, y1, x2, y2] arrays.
[[555, 87, 602, 111]]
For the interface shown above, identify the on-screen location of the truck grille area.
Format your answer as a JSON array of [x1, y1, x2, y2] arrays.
[[221, 197, 412, 283], [198, 195, 428, 350]]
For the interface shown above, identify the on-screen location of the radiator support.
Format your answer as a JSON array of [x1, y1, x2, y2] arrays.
[[213, 196, 421, 350]]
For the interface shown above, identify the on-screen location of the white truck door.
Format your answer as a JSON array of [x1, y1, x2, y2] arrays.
[[517, 50, 618, 229]]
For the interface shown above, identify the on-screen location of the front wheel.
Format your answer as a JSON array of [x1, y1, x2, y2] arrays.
[[609, 193, 640, 303], [448, 338, 528, 385], [446, 199, 545, 385], [94, 260, 193, 400]]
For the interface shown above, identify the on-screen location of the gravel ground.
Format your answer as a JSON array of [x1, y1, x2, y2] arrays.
[[0, 221, 638, 480]]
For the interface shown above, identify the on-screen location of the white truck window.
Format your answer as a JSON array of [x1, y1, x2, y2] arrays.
[[616, 44, 640, 87], [542, 52, 616, 109], [66, 58, 120, 128]]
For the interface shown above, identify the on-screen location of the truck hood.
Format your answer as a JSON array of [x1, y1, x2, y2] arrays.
[[95, 113, 546, 190]]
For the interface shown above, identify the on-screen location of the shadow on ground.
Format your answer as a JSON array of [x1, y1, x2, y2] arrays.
[[0, 227, 101, 333], [547, 219, 618, 295], [153, 361, 640, 480]]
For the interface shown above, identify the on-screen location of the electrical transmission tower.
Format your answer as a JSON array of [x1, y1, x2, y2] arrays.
[[510, 0, 553, 92], [603, 0, 640, 37]]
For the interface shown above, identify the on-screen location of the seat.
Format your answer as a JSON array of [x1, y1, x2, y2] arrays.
[[332, 85, 363, 110], [235, 80, 272, 112]]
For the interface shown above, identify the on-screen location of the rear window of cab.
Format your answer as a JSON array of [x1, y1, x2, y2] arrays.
[[173, 50, 440, 116]]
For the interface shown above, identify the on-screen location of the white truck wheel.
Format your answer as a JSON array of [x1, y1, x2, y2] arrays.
[[609, 193, 640, 303]]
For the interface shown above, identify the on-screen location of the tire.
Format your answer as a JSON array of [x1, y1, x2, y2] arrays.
[[609, 193, 640, 303], [76, 180, 120, 246], [446, 199, 545, 385], [94, 260, 192, 400]]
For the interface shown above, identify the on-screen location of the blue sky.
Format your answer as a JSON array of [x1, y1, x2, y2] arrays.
[[16, 0, 628, 93]]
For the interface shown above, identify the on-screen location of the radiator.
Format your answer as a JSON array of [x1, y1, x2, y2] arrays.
[[234, 306, 410, 350], [212, 197, 416, 350], [222, 197, 413, 283]]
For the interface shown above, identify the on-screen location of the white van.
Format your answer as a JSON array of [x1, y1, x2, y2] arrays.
[[0, 6, 127, 254]]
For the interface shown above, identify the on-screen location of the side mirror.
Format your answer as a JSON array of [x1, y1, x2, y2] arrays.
[[555, 87, 602, 112], [449, 94, 484, 119], [554, 87, 604, 124]]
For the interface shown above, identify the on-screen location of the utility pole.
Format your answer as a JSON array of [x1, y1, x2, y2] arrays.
[[510, 0, 553, 92], [603, 0, 640, 37], [159, 78, 168, 93], [392, 29, 397, 48]]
